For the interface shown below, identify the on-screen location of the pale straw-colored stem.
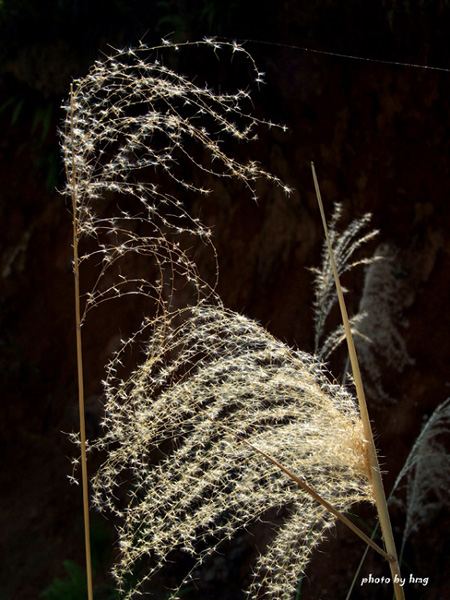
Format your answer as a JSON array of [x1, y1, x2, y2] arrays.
[[238, 434, 393, 562], [311, 162, 405, 600], [69, 83, 94, 600]]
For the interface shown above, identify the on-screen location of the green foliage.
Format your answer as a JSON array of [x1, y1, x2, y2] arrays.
[[156, 0, 240, 37], [0, 92, 59, 189], [40, 560, 119, 600], [40, 560, 88, 600], [0, 93, 54, 140], [41, 521, 119, 600]]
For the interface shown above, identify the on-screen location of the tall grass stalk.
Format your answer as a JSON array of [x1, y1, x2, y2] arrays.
[[68, 82, 94, 600], [311, 161, 405, 600]]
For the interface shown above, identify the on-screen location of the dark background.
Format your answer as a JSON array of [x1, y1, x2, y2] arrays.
[[1, 1, 449, 599]]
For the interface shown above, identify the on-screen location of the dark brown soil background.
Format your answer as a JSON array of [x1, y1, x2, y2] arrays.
[[1, 2, 449, 599]]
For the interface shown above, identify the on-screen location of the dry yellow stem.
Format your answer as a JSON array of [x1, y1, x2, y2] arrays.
[[311, 162, 405, 600], [69, 83, 94, 600]]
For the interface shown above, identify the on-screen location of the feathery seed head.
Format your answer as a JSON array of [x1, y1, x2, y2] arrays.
[[91, 304, 374, 599], [63, 39, 376, 600], [62, 39, 289, 323]]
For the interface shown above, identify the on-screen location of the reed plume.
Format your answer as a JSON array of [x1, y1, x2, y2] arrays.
[[311, 202, 378, 361], [393, 398, 450, 552], [60, 39, 411, 600], [91, 303, 375, 599]]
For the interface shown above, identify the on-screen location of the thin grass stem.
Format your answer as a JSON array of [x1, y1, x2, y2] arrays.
[[239, 435, 393, 562], [311, 162, 405, 600], [69, 83, 94, 600]]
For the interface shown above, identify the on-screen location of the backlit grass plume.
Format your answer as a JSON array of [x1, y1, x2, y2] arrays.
[[61, 38, 291, 323], [61, 38, 290, 600], [92, 303, 375, 599], [311, 202, 378, 361], [353, 243, 413, 403], [62, 39, 390, 600], [394, 398, 450, 554]]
